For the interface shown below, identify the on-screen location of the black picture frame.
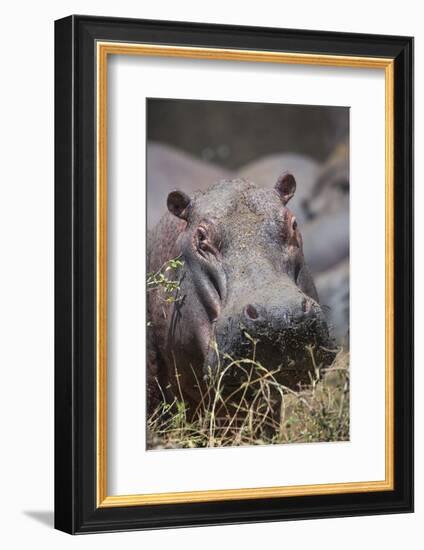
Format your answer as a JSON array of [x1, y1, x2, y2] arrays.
[[55, 14, 414, 534]]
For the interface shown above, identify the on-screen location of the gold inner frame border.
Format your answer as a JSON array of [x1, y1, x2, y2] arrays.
[[96, 42, 395, 508]]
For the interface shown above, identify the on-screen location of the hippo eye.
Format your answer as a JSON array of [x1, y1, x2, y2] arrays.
[[196, 226, 210, 252], [197, 227, 207, 243], [195, 225, 221, 258]]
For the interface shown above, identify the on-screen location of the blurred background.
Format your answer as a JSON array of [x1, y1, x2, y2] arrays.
[[147, 98, 349, 346], [147, 99, 348, 169]]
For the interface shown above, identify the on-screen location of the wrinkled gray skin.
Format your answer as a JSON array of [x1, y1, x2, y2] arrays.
[[147, 175, 334, 413]]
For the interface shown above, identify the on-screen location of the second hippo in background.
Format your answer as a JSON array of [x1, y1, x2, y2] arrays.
[[314, 259, 349, 347], [147, 142, 231, 229], [301, 209, 349, 274], [300, 142, 349, 275], [301, 142, 349, 348], [303, 142, 349, 220]]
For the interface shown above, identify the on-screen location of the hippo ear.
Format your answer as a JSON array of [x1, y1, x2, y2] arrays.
[[275, 173, 296, 205], [167, 190, 191, 220]]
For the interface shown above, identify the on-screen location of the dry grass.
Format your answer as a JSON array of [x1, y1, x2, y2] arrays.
[[147, 346, 349, 450]]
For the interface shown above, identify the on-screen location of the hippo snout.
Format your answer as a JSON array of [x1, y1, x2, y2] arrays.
[[243, 295, 316, 328], [206, 287, 334, 388]]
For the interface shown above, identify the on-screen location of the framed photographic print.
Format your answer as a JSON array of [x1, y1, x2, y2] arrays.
[[54, 15, 413, 534]]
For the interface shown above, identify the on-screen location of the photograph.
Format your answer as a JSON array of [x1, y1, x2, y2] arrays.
[[146, 98, 350, 450]]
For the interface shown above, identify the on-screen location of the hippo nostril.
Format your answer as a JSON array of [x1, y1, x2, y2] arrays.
[[245, 304, 259, 320]]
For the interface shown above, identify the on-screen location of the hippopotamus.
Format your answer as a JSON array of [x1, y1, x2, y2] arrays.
[[147, 174, 334, 413]]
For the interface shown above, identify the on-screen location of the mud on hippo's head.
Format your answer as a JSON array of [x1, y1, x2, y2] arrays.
[[166, 174, 334, 389]]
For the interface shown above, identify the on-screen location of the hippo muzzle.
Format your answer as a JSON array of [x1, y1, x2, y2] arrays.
[[205, 278, 334, 389]]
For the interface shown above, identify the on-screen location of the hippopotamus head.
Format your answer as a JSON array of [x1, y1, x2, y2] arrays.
[[166, 175, 334, 394]]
